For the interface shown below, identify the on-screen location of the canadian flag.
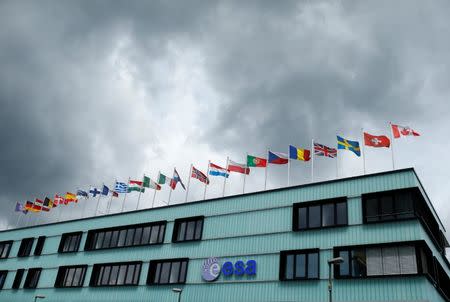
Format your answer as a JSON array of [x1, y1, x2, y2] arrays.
[[391, 124, 420, 138]]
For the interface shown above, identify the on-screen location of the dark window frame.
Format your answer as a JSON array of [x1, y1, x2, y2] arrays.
[[34, 236, 46, 256], [0, 270, 8, 290], [292, 197, 348, 231], [433, 256, 450, 301], [17, 237, 34, 257], [333, 240, 432, 280], [147, 258, 189, 285], [58, 231, 83, 253], [24, 268, 42, 289], [172, 216, 204, 243], [0, 240, 13, 259], [89, 261, 142, 287], [84, 221, 167, 251], [54, 265, 88, 288], [279, 249, 320, 281], [12, 269, 25, 289]]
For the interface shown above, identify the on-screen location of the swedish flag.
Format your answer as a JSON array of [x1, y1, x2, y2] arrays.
[[337, 136, 361, 156]]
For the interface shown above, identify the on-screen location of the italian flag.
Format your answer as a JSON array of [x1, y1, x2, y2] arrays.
[[128, 180, 145, 193], [143, 176, 161, 190], [157, 173, 171, 185]]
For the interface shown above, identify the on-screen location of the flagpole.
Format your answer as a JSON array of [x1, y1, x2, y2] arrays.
[[152, 171, 160, 208], [168, 169, 174, 205], [361, 128, 366, 175], [57, 196, 63, 222], [25, 213, 32, 227], [120, 177, 130, 212], [388, 122, 395, 170], [287, 147, 291, 187], [136, 174, 144, 210], [243, 152, 248, 194], [335, 135, 339, 179], [203, 161, 210, 200], [222, 157, 229, 197], [14, 212, 21, 229], [311, 139, 315, 182], [264, 148, 269, 190], [107, 179, 116, 214], [185, 164, 193, 203], [94, 184, 103, 216], [81, 187, 88, 219]]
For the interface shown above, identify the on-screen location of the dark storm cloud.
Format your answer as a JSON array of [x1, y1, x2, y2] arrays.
[[1, 0, 450, 231]]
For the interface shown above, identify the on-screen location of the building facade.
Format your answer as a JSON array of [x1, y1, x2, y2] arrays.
[[0, 168, 449, 302]]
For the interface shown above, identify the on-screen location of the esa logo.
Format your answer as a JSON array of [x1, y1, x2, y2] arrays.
[[201, 258, 257, 282]]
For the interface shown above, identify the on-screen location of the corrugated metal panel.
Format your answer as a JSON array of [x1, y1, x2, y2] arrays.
[[0, 169, 447, 302]]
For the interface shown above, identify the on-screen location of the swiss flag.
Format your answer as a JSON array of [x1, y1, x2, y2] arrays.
[[391, 124, 420, 138], [364, 132, 390, 148]]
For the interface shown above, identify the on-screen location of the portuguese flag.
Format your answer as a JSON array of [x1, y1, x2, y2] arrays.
[[247, 154, 267, 167], [128, 180, 145, 193]]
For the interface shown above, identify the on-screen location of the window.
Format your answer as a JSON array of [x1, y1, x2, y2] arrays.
[[279, 249, 320, 280], [34, 236, 46, 256], [90, 261, 142, 287], [362, 188, 416, 223], [172, 216, 204, 242], [24, 268, 42, 289], [17, 238, 34, 257], [293, 198, 348, 231], [0, 240, 13, 259], [147, 258, 189, 285], [55, 265, 87, 288], [84, 221, 166, 251], [0, 271, 7, 290], [434, 257, 450, 301], [12, 269, 24, 289], [58, 232, 82, 253], [334, 241, 432, 279]]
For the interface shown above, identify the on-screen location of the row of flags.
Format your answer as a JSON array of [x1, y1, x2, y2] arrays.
[[13, 123, 420, 220]]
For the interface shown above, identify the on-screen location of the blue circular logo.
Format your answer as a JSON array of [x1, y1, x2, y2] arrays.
[[201, 257, 221, 282]]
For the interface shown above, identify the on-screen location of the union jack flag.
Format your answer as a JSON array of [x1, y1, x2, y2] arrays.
[[314, 143, 337, 158], [191, 166, 210, 185]]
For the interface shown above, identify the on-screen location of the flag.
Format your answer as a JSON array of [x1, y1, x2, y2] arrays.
[[268, 151, 288, 164], [101, 185, 110, 196], [157, 173, 171, 185], [288, 146, 311, 161], [24, 201, 34, 211], [337, 136, 361, 157], [314, 143, 337, 158], [76, 189, 89, 199], [114, 182, 128, 193], [89, 187, 101, 197], [128, 180, 145, 193], [191, 166, 210, 184], [391, 124, 420, 138], [42, 197, 53, 212], [364, 132, 390, 148], [32, 198, 43, 212], [228, 160, 250, 175], [143, 176, 161, 190], [112, 191, 119, 197], [15, 202, 27, 214], [209, 163, 229, 178], [54, 194, 65, 206], [65, 192, 78, 203], [170, 169, 186, 190], [247, 155, 267, 167]]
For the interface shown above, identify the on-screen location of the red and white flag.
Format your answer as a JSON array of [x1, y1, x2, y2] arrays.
[[391, 124, 420, 138], [54, 194, 66, 206], [228, 160, 250, 175], [191, 166, 210, 184], [364, 132, 390, 148]]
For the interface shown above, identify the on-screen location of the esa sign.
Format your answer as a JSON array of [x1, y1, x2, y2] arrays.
[[201, 257, 257, 282]]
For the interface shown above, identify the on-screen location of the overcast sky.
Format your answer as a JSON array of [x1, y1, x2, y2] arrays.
[[1, 0, 449, 234]]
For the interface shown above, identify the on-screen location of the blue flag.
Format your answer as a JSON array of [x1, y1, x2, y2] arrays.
[[76, 189, 89, 198], [114, 182, 128, 193], [337, 135, 361, 156], [101, 185, 110, 196], [89, 187, 101, 197]]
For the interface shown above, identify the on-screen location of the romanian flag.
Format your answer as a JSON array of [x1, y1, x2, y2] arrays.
[[337, 136, 361, 157], [65, 192, 78, 203], [289, 145, 311, 161]]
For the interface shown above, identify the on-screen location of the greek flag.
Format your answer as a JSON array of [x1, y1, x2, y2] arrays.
[[114, 182, 128, 193]]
